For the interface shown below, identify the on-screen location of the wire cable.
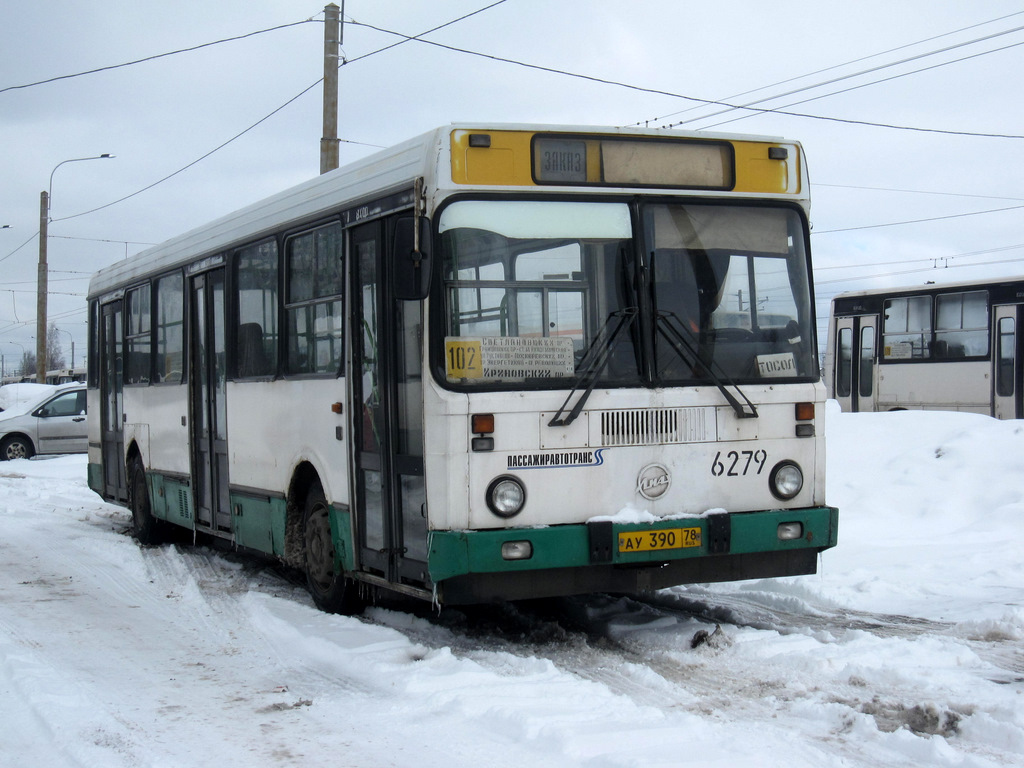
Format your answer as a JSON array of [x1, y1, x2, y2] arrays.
[[52, 1, 508, 224], [350, 21, 1024, 140], [0, 19, 319, 95]]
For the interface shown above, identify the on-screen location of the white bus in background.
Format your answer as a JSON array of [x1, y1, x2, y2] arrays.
[[87, 123, 838, 613], [824, 277, 1023, 419]]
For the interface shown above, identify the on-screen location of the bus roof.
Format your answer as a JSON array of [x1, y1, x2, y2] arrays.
[[88, 123, 805, 299], [831, 275, 1024, 303]]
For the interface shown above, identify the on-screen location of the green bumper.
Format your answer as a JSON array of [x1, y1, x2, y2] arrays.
[[428, 506, 839, 583]]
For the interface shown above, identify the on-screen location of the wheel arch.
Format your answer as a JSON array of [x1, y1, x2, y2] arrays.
[[284, 460, 324, 568]]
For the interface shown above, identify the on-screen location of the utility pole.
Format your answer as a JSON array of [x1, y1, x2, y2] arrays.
[[36, 191, 48, 383], [320, 3, 342, 174]]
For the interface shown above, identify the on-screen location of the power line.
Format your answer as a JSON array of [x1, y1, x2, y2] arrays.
[[351, 21, 1024, 140], [636, 11, 1024, 128], [813, 182, 1024, 203], [54, 2, 508, 224], [697, 36, 1024, 131], [0, 19, 319, 95], [813, 204, 1024, 234], [659, 21, 1024, 130]]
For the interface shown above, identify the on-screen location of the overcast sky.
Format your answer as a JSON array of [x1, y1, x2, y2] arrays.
[[2, 0, 1023, 369]]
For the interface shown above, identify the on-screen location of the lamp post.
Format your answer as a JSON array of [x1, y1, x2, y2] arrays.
[[4, 341, 26, 380], [38, 154, 114, 383], [53, 326, 76, 369]]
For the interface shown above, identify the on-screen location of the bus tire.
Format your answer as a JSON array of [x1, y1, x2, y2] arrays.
[[129, 458, 162, 545], [303, 482, 362, 615], [1, 434, 34, 461]]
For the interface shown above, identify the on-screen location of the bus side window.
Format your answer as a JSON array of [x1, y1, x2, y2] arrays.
[[859, 325, 874, 397], [997, 317, 1015, 397], [836, 327, 852, 398]]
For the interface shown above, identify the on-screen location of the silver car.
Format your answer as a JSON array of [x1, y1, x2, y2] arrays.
[[0, 383, 88, 460]]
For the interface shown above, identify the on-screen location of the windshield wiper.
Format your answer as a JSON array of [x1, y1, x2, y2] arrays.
[[548, 308, 638, 428], [656, 311, 758, 419]]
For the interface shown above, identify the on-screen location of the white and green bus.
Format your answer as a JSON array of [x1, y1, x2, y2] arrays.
[[87, 124, 837, 612]]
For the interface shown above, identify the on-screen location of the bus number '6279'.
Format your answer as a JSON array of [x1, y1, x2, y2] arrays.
[[711, 449, 768, 477]]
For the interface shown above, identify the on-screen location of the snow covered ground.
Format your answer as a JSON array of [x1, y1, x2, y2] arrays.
[[1, 403, 1022, 767]]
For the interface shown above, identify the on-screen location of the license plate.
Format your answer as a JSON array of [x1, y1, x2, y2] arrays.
[[618, 527, 702, 553]]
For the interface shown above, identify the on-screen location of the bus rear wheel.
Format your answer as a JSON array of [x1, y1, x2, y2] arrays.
[[129, 458, 162, 545], [303, 483, 362, 615]]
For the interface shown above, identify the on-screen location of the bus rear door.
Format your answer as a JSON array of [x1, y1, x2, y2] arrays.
[[100, 300, 126, 501], [993, 304, 1021, 419]]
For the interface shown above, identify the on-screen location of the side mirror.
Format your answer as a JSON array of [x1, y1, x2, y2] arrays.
[[392, 216, 432, 301]]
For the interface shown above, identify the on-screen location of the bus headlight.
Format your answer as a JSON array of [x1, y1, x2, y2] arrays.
[[486, 476, 526, 518], [769, 461, 803, 500]]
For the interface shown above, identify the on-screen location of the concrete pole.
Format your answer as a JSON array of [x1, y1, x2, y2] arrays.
[[320, 3, 341, 174], [36, 191, 48, 384]]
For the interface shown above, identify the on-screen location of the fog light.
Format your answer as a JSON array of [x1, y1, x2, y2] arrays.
[[777, 522, 803, 540], [769, 461, 803, 500], [486, 476, 526, 518], [501, 541, 533, 560]]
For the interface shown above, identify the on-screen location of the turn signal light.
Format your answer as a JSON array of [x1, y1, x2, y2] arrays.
[[472, 413, 495, 434], [795, 402, 814, 421]]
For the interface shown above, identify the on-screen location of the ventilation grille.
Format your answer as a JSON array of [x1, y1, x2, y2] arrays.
[[599, 407, 713, 446], [176, 488, 192, 521]]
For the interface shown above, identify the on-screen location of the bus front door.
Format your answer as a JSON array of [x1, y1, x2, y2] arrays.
[[833, 315, 878, 412], [993, 305, 1021, 419], [100, 301, 126, 501], [351, 218, 428, 586], [189, 269, 231, 533]]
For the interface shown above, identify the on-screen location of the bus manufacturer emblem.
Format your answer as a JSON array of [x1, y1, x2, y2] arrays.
[[637, 463, 671, 500]]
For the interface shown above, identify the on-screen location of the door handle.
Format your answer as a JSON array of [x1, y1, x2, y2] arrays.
[[73, 417, 86, 422]]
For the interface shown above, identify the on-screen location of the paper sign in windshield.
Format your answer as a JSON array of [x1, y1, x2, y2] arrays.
[[756, 352, 797, 378], [445, 336, 575, 380]]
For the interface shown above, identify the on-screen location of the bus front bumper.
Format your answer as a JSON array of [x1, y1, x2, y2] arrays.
[[428, 506, 838, 604]]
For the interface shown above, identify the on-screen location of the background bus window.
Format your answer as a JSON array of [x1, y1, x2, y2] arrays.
[[859, 325, 874, 397], [155, 273, 184, 383], [125, 284, 152, 385], [935, 290, 988, 358], [236, 241, 279, 378], [997, 316, 1015, 397], [883, 295, 932, 359], [836, 327, 852, 398]]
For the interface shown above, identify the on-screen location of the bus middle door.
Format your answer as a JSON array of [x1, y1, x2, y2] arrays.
[[351, 217, 428, 587], [189, 268, 231, 533]]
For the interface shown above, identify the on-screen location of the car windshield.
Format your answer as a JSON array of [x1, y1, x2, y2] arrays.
[[438, 199, 816, 389]]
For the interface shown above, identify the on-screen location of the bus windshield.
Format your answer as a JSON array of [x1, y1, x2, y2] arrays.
[[439, 199, 815, 388]]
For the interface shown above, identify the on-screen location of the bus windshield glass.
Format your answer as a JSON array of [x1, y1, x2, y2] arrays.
[[645, 202, 816, 383], [439, 199, 816, 387]]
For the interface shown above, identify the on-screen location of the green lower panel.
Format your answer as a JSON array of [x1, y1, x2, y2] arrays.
[[428, 506, 838, 583], [87, 463, 103, 495]]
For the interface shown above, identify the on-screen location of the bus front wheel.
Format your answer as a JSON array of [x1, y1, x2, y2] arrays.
[[303, 483, 362, 615], [129, 458, 162, 545]]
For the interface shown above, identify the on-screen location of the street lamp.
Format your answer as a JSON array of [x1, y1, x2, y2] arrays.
[[53, 326, 77, 369], [3, 341, 27, 381], [38, 153, 114, 383]]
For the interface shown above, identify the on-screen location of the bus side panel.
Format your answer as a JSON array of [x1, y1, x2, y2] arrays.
[[124, 384, 191, 476], [225, 378, 350, 515], [876, 361, 991, 414]]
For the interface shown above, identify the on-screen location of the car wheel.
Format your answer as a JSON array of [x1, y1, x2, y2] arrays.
[[303, 481, 362, 614], [129, 458, 162, 545], [1, 435, 34, 461]]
